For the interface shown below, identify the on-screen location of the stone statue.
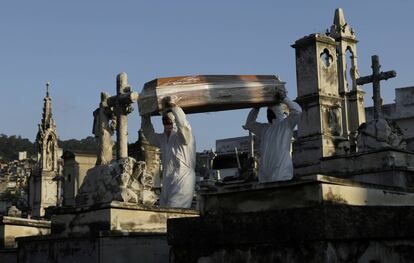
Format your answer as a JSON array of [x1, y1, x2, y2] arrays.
[[357, 118, 406, 152], [327, 107, 341, 136], [92, 92, 116, 165], [45, 137, 54, 170], [76, 73, 158, 207], [137, 129, 161, 189]]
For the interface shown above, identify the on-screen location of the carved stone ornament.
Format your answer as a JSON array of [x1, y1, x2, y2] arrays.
[[75, 157, 158, 207], [356, 118, 406, 152]]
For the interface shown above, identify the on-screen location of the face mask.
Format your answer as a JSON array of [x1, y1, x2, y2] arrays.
[[162, 112, 176, 134]]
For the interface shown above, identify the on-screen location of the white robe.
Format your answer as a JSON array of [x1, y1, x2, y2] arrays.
[[244, 98, 302, 183], [142, 106, 196, 208]]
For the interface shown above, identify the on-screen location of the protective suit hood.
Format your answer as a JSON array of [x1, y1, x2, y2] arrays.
[[244, 97, 302, 183], [268, 104, 285, 124]]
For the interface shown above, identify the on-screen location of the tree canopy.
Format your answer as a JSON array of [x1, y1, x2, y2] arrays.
[[0, 134, 98, 162]]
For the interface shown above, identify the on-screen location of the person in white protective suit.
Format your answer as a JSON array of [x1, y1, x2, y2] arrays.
[[141, 96, 196, 208], [243, 94, 302, 183]]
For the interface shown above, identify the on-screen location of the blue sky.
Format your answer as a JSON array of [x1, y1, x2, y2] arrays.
[[1, 1, 413, 151]]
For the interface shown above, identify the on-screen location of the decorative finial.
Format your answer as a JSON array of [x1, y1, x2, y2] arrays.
[[333, 8, 346, 28], [46, 82, 50, 97], [117, 72, 128, 86], [328, 8, 356, 39]]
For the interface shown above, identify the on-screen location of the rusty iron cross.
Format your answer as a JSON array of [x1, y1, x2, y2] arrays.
[[356, 55, 396, 119]]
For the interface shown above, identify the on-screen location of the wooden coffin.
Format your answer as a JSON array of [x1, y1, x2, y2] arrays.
[[138, 75, 286, 116]]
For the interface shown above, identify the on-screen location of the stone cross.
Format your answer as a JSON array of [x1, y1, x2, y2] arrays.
[[356, 55, 396, 119], [106, 72, 139, 160]]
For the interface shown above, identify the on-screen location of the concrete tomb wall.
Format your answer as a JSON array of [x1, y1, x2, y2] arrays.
[[18, 233, 169, 263]]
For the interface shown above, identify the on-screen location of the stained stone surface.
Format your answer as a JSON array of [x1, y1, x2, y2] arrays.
[[51, 201, 199, 237], [168, 205, 414, 263], [17, 181, 198, 263], [296, 148, 414, 188], [197, 174, 414, 216], [0, 216, 50, 248], [17, 232, 169, 263], [61, 150, 97, 207]]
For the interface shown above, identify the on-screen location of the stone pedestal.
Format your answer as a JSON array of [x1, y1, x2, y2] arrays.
[[295, 148, 414, 188], [0, 216, 50, 263], [168, 205, 414, 263], [17, 202, 198, 263], [168, 174, 414, 262], [51, 201, 199, 236], [18, 232, 169, 263], [198, 174, 414, 216], [0, 216, 50, 248]]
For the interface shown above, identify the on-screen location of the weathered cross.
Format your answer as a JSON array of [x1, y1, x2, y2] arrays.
[[356, 55, 396, 119], [105, 72, 139, 160]]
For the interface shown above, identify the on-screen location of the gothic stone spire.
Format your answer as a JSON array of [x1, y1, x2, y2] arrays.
[[31, 82, 60, 218], [41, 82, 55, 131]]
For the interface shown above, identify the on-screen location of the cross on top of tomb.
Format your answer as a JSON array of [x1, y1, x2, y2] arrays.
[[105, 73, 138, 160], [356, 55, 396, 119]]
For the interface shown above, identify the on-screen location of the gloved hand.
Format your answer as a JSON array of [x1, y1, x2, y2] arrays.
[[161, 95, 181, 110]]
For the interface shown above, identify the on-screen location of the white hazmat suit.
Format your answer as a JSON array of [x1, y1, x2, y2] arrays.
[[244, 97, 302, 183], [142, 106, 196, 208]]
